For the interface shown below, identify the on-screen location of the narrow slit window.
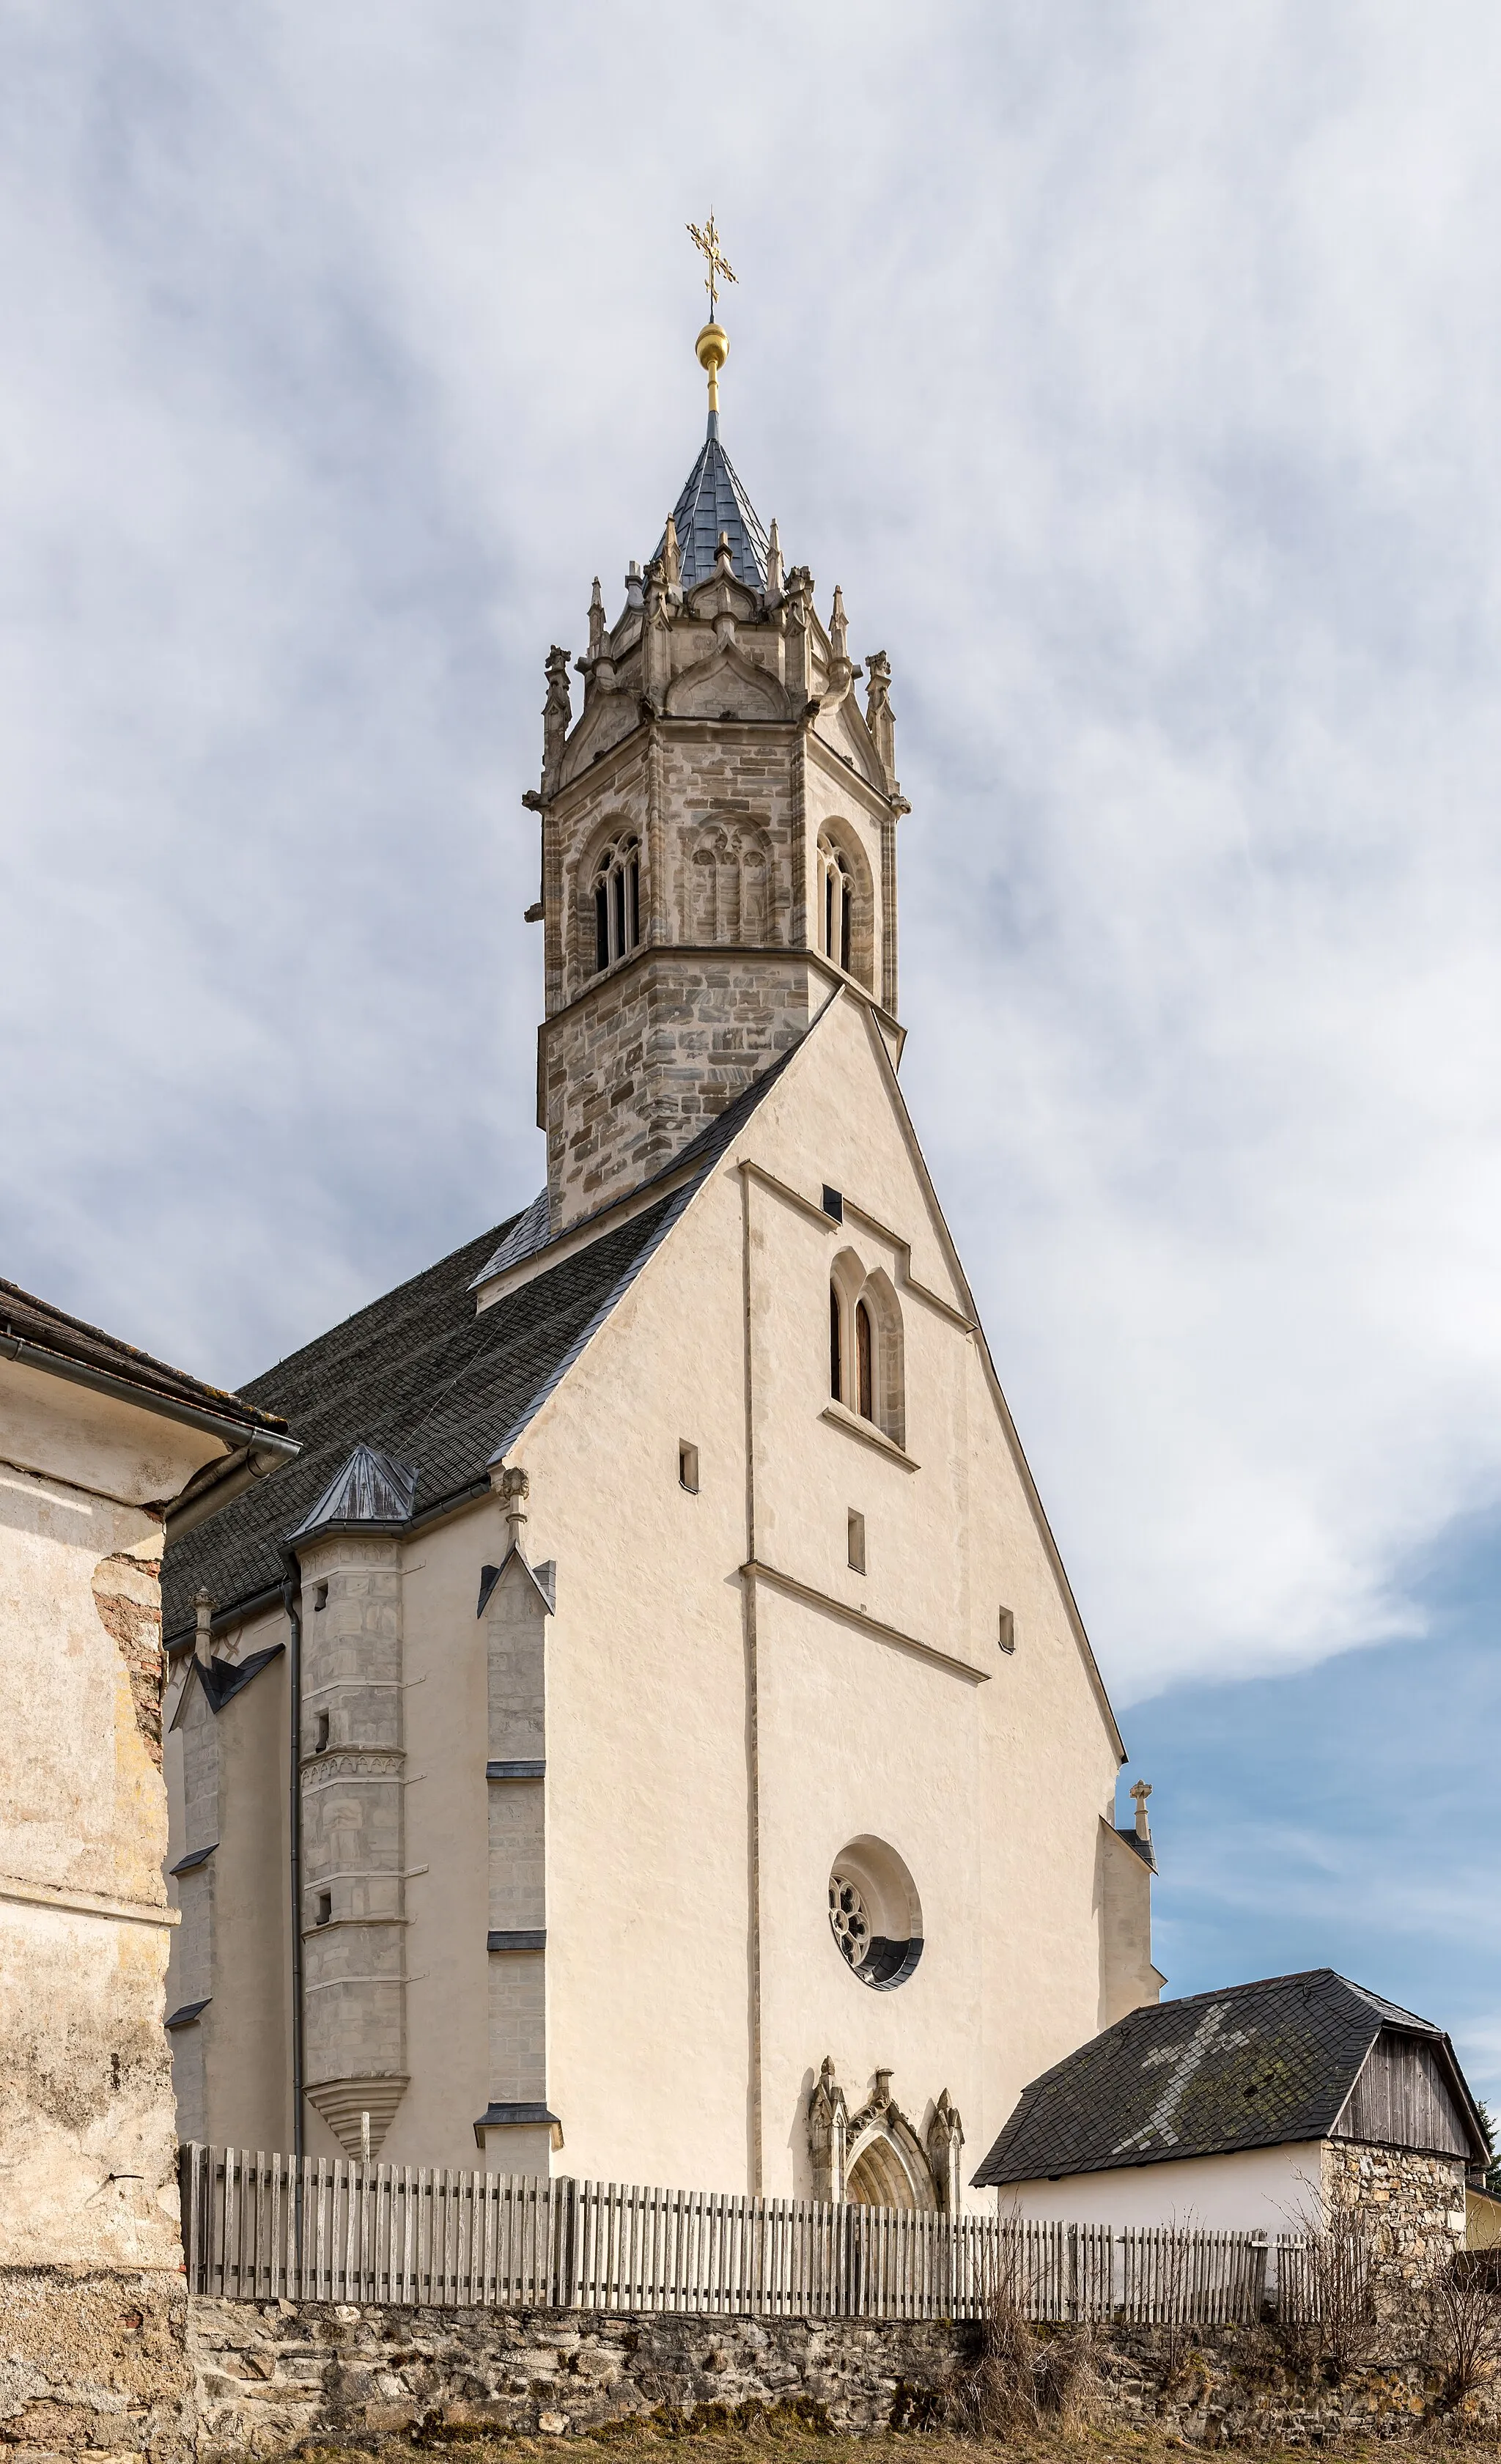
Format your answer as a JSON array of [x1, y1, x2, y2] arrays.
[[314, 1710, 331, 1753], [313, 1581, 328, 1613], [830, 1286, 843, 1401], [997, 1607, 1016, 1656], [840, 879, 851, 973], [595, 879, 610, 973], [678, 1440, 700, 1494], [315, 1891, 332, 1928], [847, 1508, 866, 1574], [856, 1299, 874, 1422]]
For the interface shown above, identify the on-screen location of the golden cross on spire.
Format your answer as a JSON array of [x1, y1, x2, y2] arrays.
[[686, 212, 737, 322]]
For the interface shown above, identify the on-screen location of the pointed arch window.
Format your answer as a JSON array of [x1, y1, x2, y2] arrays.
[[819, 837, 852, 973], [593, 836, 641, 974], [828, 1253, 906, 1450], [855, 1299, 874, 1423]]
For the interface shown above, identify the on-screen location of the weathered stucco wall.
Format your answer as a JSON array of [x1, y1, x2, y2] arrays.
[[0, 1356, 215, 2271]]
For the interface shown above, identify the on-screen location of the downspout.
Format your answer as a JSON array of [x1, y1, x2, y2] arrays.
[[282, 1559, 305, 2161]]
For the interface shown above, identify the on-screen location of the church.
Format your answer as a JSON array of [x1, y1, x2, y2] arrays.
[[161, 262, 1162, 2213]]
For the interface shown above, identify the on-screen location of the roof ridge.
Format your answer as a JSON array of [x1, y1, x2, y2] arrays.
[[241, 1211, 526, 1401]]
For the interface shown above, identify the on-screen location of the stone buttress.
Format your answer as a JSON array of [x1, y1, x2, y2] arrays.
[[476, 1467, 557, 2171]]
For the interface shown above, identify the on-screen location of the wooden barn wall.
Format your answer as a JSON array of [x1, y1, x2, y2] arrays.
[[1333, 2033, 1469, 2157]]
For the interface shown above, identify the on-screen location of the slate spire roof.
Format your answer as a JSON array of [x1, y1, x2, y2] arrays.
[[291, 1442, 418, 1539], [971, 1969, 1486, 2188], [654, 410, 770, 592]]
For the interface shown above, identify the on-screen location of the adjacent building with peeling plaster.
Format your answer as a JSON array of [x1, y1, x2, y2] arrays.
[[0, 1276, 295, 2276]]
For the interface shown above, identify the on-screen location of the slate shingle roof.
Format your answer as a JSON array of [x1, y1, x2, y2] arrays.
[[654, 413, 770, 591], [163, 1200, 679, 1641], [163, 1038, 809, 1644], [0, 1275, 288, 1439], [972, 1969, 1476, 2188]]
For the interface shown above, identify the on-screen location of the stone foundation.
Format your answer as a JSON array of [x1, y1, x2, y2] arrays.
[[0, 2268, 191, 2464]]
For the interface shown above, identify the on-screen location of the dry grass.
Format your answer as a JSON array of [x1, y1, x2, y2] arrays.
[[292, 2425, 1501, 2464], [288, 2432, 1496, 2464]]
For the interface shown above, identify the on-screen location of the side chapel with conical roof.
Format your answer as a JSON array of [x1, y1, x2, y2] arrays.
[[161, 277, 1161, 2207]]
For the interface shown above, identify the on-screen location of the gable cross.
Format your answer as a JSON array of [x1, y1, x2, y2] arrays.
[[687, 212, 737, 322]]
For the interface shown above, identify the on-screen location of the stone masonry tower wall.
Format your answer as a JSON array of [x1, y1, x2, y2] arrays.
[[528, 421, 909, 1232]]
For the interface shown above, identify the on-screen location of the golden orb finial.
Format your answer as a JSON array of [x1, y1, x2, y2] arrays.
[[696, 319, 729, 415], [687, 213, 737, 420]]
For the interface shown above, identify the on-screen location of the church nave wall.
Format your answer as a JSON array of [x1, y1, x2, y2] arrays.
[[519, 1151, 756, 2193]]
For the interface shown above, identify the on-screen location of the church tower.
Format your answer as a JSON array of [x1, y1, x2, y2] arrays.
[[529, 281, 910, 1231]]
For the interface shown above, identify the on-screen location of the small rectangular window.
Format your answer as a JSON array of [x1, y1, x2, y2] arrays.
[[314, 1710, 331, 1753], [313, 1582, 328, 1613], [678, 1440, 700, 1494], [847, 1508, 866, 1574], [315, 1891, 332, 1928], [822, 1185, 844, 1222], [997, 1607, 1016, 1655]]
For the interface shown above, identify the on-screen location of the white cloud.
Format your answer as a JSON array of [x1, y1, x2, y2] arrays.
[[3, 3, 1501, 1705]]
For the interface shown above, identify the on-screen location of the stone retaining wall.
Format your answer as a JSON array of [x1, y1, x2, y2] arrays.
[[7, 2284, 1500, 2459], [182, 2295, 1501, 2457], [187, 2301, 955, 2456]]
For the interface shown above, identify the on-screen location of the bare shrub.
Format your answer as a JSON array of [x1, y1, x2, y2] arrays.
[[1422, 2251, 1501, 2415], [940, 2244, 1095, 2433], [1276, 2201, 1379, 2382]]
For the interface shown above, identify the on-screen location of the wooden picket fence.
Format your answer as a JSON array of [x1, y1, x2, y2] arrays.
[[181, 2145, 1298, 2324]]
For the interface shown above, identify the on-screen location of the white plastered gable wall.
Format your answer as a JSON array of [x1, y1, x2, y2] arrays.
[[504, 984, 1137, 2203]]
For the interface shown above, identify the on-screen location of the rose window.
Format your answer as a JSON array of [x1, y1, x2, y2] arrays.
[[829, 1874, 870, 1969], [826, 1838, 923, 1992]]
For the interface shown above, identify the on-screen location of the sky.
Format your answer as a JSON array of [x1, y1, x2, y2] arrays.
[[2, 6, 1499, 2086]]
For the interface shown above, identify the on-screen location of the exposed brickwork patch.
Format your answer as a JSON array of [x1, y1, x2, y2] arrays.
[[92, 1549, 166, 1771]]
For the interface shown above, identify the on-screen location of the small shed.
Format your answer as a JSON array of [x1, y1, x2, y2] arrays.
[[973, 1969, 1486, 2250]]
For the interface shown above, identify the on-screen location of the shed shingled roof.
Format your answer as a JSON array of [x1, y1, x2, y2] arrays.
[[163, 1039, 805, 1643], [0, 1276, 288, 1439], [972, 1969, 1483, 2188]]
